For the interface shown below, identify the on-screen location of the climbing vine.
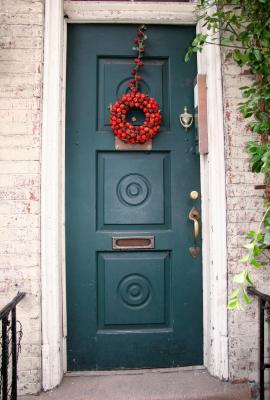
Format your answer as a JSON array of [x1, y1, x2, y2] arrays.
[[186, 0, 270, 309]]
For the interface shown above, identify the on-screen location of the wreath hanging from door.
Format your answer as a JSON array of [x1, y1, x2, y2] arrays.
[[109, 25, 162, 144]]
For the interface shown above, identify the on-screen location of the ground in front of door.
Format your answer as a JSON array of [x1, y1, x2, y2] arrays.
[[20, 368, 253, 399]]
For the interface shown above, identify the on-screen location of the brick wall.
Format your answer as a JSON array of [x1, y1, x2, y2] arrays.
[[222, 50, 268, 385], [0, 0, 44, 394]]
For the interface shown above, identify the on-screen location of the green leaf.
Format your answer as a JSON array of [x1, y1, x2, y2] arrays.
[[229, 288, 240, 299], [228, 298, 239, 310], [253, 245, 261, 256], [245, 272, 253, 286], [240, 254, 250, 263], [243, 242, 254, 249], [250, 259, 262, 268], [253, 49, 262, 61], [184, 53, 190, 63], [242, 287, 251, 304], [248, 230, 256, 239], [234, 271, 246, 284]]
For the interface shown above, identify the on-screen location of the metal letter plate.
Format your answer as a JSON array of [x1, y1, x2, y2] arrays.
[[112, 236, 155, 250]]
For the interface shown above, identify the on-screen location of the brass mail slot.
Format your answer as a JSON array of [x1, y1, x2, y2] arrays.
[[112, 236, 154, 250]]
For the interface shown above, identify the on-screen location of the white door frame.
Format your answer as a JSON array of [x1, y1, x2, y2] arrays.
[[41, 0, 228, 390]]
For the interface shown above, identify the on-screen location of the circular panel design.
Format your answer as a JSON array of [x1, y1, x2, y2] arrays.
[[117, 174, 151, 206], [118, 274, 151, 308]]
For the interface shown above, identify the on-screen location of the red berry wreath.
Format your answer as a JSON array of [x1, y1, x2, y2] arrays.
[[109, 90, 161, 144], [109, 25, 162, 144]]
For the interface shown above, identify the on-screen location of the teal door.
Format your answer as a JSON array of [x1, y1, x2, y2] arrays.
[[66, 24, 202, 371]]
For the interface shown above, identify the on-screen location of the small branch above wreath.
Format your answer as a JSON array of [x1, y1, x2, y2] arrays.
[[109, 25, 162, 145]]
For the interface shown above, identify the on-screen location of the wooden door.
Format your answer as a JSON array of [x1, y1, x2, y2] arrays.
[[66, 24, 202, 370]]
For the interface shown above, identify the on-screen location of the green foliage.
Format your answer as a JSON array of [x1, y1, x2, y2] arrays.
[[186, 0, 270, 310]]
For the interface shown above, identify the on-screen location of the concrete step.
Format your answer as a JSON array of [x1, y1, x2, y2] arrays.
[[20, 368, 252, 400]]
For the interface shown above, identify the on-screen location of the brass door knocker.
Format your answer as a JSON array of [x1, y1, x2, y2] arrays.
[[179, 106, 193, 131]]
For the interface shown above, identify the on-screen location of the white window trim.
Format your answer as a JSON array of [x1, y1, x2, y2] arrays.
[[41, 0, 228, 390]]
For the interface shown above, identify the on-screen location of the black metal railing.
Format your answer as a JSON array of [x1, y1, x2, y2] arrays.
[[247, 286, 270, 400], [0, 292, 25, 400]]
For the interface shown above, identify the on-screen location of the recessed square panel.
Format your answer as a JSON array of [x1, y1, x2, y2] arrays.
[[97, 57, 170, 132], [97, 152, 171, 229], [97, 252, 171, 328]]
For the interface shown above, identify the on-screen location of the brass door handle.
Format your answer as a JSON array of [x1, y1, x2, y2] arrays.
[[188, 207, 200, 257]]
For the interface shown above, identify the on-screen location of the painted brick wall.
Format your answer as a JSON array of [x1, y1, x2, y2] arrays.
[[0, 0, 44, 394], [222, 50, 269, 386]]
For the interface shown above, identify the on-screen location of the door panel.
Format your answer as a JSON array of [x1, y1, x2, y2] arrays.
[[98, 58, 170, 132], [97, 152, 170, 228], [98, 252, 170, 328], [66, 24, 202, 371]]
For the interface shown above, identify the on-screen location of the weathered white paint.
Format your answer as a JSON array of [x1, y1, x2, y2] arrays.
[[197, 20, 228, 380], [42, 0, 228, 389], [64, 1, 196, 24], [61, 20, 68, 375], [41, 0, 64, 390]]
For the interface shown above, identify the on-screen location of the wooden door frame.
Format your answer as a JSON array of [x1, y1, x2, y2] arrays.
[[41, 0, 228, 390]]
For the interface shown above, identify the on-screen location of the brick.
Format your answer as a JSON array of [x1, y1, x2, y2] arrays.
[[226, 171, 263, 184], [0, 98, 40, 110], [0, 174, 40, 187], [226, 184, 261, 198], [0, 74, 41, 87], [0, 253, 40, 267], [0, 161, 40, 174], [0, 0, 43, 14], [0, 214, 40, 228], [0, 13, 43, 26], [4, 199, 40, 215], [0, 48, 42, 62], [226, 196, 264, 211], [0, 61, 41, 74], [0, 24, 43, 38], [18, 356, 41, 372], [0, 83, 41, 99], [227, 209, 262, 223], [223, 75, 256, 99], [0, 36, 42, 49], [0, 240, 40, 256], [0, 227, 40, 241], [0, 189, 40, 204]]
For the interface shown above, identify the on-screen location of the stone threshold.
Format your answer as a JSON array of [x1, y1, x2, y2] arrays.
[[20, 368, 252, 400]]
